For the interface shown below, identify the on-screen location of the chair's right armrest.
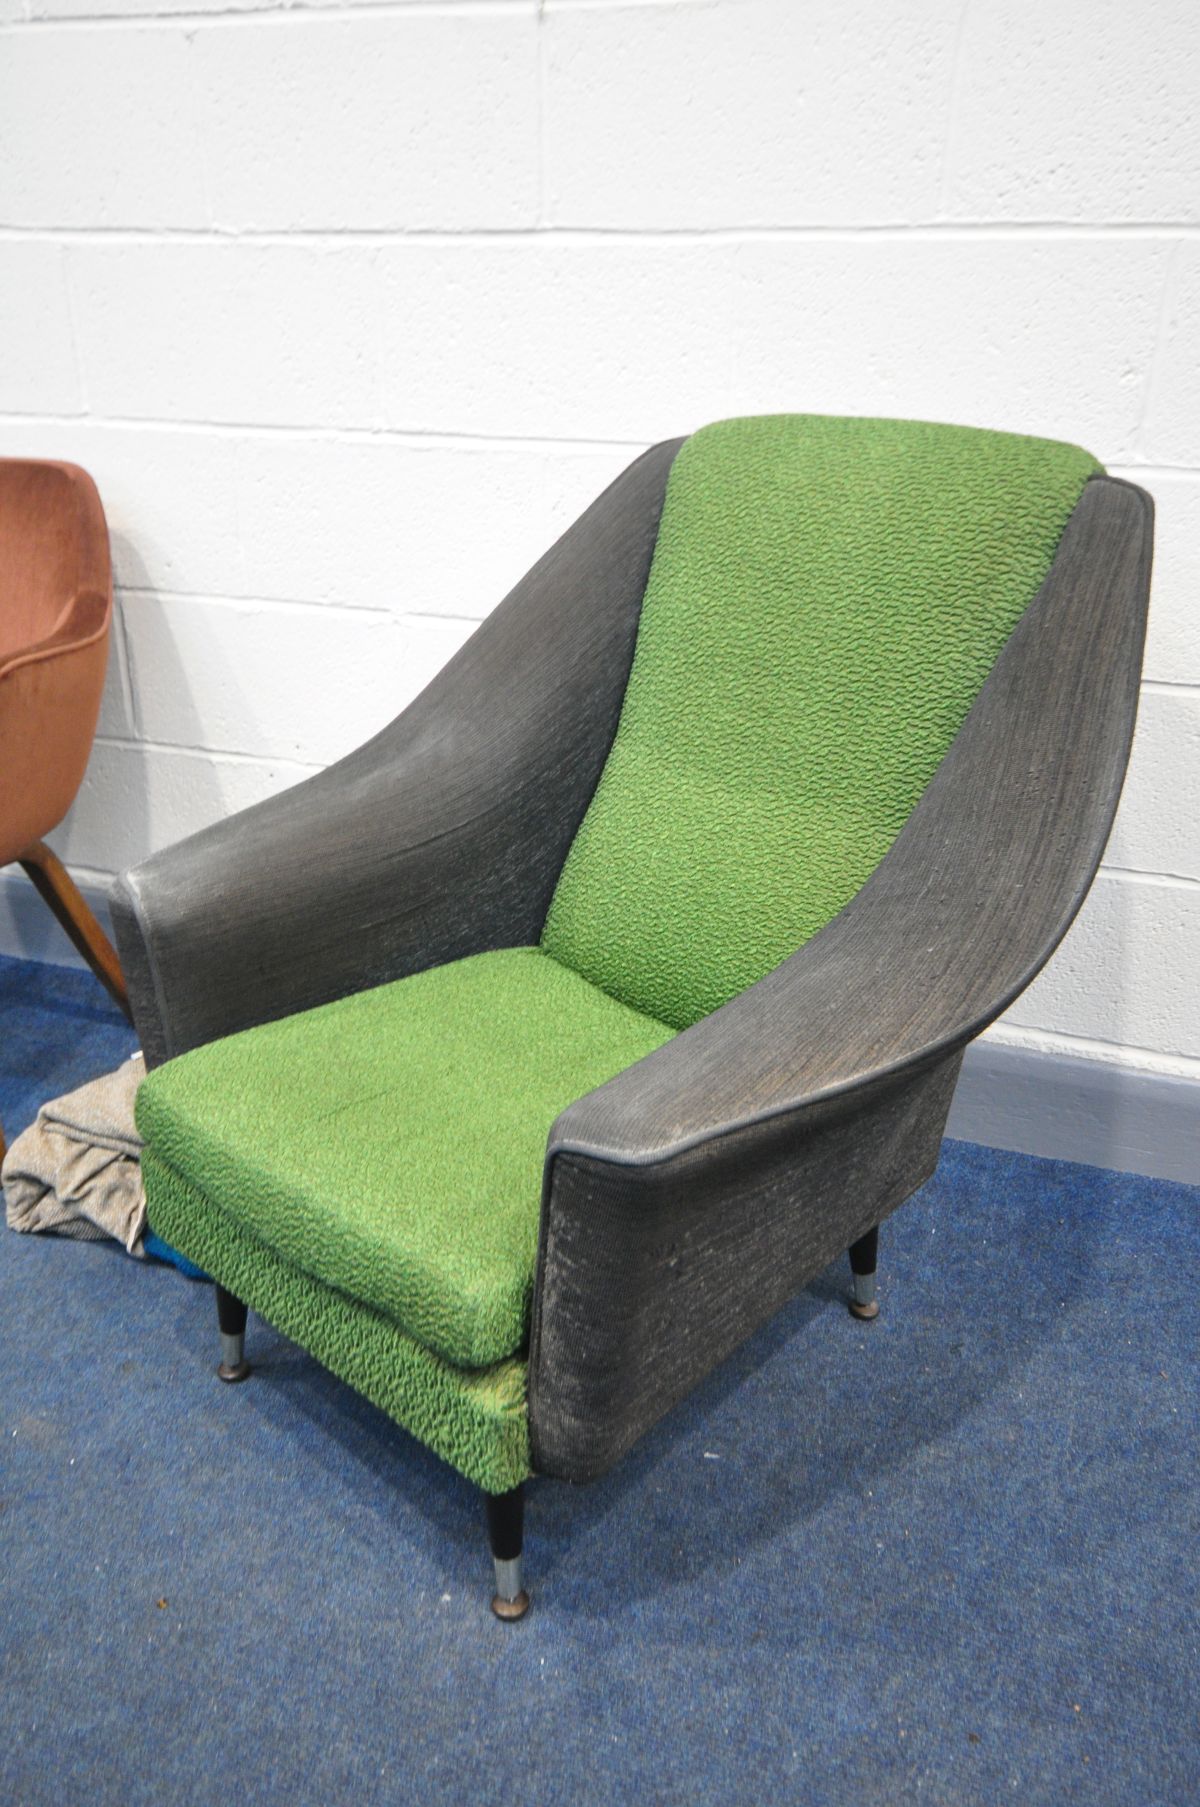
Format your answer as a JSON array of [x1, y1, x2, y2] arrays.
[[113, 440, 684, 1066], [528, 474, 1153, 1482]]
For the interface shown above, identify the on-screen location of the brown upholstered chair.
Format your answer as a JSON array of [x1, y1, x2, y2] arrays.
[[0, 459, 131, 1156]]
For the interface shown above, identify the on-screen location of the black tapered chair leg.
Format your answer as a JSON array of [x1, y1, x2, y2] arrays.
[[215, 1285, 251, 1382], [848, 1226, 880, 1321], [485, 1483, 529, 1622]]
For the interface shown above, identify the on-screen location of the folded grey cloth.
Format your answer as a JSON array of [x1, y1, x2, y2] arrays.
[[3, 1054, 147, 1256]]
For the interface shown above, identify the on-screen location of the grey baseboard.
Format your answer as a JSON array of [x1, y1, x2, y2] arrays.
[[950, 1038, 1199, 1187], [0, 865, 116, 968]]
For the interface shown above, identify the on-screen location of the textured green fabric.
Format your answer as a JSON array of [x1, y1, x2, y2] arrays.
[[542, 414, 1101, 1029], [135, 949, 673, 1369], [141, 1149, 532, 1492]]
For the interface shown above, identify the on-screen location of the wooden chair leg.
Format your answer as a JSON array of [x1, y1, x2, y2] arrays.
[[17, 841, 132, 1022]]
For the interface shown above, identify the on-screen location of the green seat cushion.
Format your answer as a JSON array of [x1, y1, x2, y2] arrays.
[[140, 1149, 531, 1494], [542, 413, 1100, 1029], [136, 948, 674, 1368]]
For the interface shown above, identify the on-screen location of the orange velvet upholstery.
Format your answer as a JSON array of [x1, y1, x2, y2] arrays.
[[0, 461, 112, 869]]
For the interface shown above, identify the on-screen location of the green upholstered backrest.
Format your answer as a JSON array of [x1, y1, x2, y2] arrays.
[[541, 414, 1100, 1030]]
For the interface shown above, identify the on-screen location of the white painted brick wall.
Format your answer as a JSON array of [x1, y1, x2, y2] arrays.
[[0, 31, 208, 227], [195, 14, 540, 231], [0, 0, 1196, 1090], [544, 1, 961, 227]]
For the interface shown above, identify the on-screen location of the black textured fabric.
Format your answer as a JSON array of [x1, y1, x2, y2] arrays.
[[531, 1054, 962, 1482], [528, 476, 1152, 1480], [112, 440, 685, 1066]]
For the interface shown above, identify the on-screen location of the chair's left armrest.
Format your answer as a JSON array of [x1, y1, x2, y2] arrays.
[[529, 475, 1153, 1481], [112, 441, 683, 1066]]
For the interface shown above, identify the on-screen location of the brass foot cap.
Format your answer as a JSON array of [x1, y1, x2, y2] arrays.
[[848, 1298, 880, 1321], [217, 1359, 251, 1383], [491, 1590, 531, 1623]]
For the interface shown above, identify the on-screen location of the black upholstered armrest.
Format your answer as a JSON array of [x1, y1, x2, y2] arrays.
[[529, 476, 1152, 1481], [112, 441, 683, 1066]]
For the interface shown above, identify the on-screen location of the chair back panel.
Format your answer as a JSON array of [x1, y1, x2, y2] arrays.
[[541, 414, 1100, 1029], [0, 460, 112, 861], [0, 461, 110, 662]]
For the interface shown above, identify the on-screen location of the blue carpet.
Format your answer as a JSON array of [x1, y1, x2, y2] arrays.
[[0, 951, 1196, 1806]]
